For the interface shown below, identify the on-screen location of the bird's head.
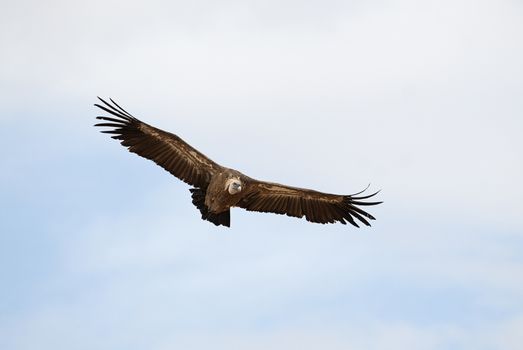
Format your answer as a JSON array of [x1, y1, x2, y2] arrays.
[[225, 178, 243, 195]]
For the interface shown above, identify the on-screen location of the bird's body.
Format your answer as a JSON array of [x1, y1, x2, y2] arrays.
[[205, 168, 243, 213], [95, 98, 381, 228]]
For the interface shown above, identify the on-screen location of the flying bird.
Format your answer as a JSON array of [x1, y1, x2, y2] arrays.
[[95, 97, 382, 227]]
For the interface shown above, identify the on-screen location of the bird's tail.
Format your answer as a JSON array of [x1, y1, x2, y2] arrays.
[[189, 188, 230, 227]]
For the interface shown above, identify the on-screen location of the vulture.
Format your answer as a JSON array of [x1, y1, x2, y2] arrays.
[[95, 97, 382, 228]]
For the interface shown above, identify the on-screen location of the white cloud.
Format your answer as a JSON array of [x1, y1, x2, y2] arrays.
[[1, 1, 523, 349]]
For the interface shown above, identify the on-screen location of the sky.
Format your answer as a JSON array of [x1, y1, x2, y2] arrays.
[[1, 0, 522, 349]]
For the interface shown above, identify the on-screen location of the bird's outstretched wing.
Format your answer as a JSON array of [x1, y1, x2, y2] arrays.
[[237, 179, 381, 227], [94, 97, 221, 188]]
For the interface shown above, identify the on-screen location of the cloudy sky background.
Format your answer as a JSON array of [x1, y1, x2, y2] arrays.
[[1, 0, 522, 349]]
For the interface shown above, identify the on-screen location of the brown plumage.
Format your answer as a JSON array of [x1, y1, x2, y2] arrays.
[[95, 97, 382, 228]]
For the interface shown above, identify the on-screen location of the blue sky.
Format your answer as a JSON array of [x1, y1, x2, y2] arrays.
[[1, 0, 522, 349]]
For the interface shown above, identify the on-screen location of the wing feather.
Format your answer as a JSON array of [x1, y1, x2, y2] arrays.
[[238, 179, 382, 227], [94, 97, 221, 188]]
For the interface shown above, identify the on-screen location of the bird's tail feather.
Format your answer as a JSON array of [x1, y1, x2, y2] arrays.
[[189, 188, 230, 227]]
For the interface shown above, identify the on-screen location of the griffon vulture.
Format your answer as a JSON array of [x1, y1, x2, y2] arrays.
[[95, 98, 381, 227]]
